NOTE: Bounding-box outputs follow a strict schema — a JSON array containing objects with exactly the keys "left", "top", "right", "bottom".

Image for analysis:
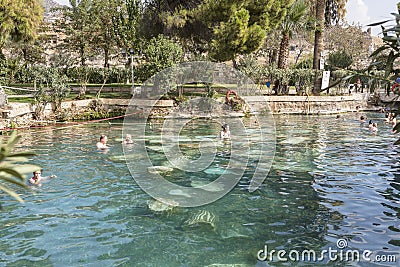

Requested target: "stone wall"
[
  {"left": 0, "top": 94, "right": 377, "bottom": 129},
  {"left": 244, "top": 94, "right": 374, "bottom": 114}
]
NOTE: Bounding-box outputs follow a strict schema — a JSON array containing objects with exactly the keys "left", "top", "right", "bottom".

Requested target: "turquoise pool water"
[{"left": 0, "top": 113, "right": 399, "bottom": 266}]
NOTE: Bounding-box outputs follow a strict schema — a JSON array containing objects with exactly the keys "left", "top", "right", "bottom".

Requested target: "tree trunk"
[
  {"left": 104, "top": 48, "right": 109, "bottom": 68},
  {"left": 278, "top": 32, "right": 290, "bottom": 69},
  {"left": 80, "top": 45, "right": 86, "bottom": 66},
  {"left": 295, "top": 47, "right": 304, "bottom": 64},
  {"left": 22, "top": 48, "right": 28, "bottom": 62},
  {"left": 269, "top": 49, "right": 278, "bottom": 65},
  {"left": 232, "top": 58, "right": 238, "bottom": 69},
  {"left": 312, "top": 0, "right": 325, "bottom": 95}
]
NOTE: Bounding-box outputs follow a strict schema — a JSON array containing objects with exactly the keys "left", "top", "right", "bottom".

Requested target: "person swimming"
[
  {"left": 369, "top": 122, "right": 378, "bottom": 134},
  {"left": 96, "top": 135, "right": 109, "bottom": 150},
  {"left": 29, "top": 170, "right": 56, "bottom": 186},
  {"left": 123, "top": 134, "right": 134, "bottom": 144},
  {"left": 29, "top": 170, "right": 42, "bottom": 185},
  {"left": 220, "top": 124, "right": 231, "bottom": 139}
]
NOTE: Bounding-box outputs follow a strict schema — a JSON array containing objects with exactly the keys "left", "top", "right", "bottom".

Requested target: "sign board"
[
  {"left": 319, "top": 58, "right": 325, "bottom": 70},
  {"left": 321, "top": 71, "right": 330, "bottom": 90}
]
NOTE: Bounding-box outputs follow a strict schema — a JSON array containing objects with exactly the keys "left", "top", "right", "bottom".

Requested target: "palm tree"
[
  {"left": 312, "top": 0, "right": 325, "bottom": 94},
  {"left": 274, "top": 0, "right": 309, "bottom": 94},
  {"left": 277, "top": 0, "right": 309, "bottom": 69}
]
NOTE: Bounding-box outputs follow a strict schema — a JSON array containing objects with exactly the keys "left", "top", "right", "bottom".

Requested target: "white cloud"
[{"left": 345, "top": 0, "right": 371, "bottom": 26}]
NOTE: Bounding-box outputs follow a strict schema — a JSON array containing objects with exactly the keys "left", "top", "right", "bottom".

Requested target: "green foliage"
[
  {"left": 73, "top": 99, "right": 111, "bottom": 120},
  {"left": 66, "top": 66, "right": 129, "bottom": 85},
  {"left": 237, "top": 53, "right": 266, "bottom": 84},
  {"left": 13, "top": 65, "right": 130, "bottom": 86},
  {"left": 238, "top": 54, "right": 320, "bottom": 94},
  {"left": 324, "top": 0, "right": 348, "bottom": 26},
  {"left": 277, "top": 0, "right": 310, "bottom": 69},
  {"left": 58, "top": 0, "right": 95, "bottom": 66},
  {"left": 368, "top": 16, "right": 400, "bottom": 81},
  {"left": 210, "top": 8, "right": 266, "bottom": 61},
  {"left": 324, "top": 25, "right": 371, "bottom": 70},
  {"left": 293, "top": 54, "right": 313, "bottom": 69},
  {"left": 0, "top": 0, "right": 44, "bottom": 50},
  {"left": 33, "top": 67, "right": 70, "bottom": 119},
  {"left": 190, "top": 0, "right": 293, "bottom": 62},
  {"left": 367, "top": 5, "right": 400, "bottom": 145},
  {"left": 136, "top": 35, "right": 183, "bottom": 81},
  {"left": 112, "top": 0, "right": 143, "bottom": 48},
  {"left": 89, "top": 0, "right": 121, "bottom": 68},
  {"left": 327, "top": 50, "right": 353, "bottom": 70},
  {"left": 0, "top": 57, "right": 25, "bottom": 85},
  {"left": 0, "top": 53, "right": 6, "bottom": 85},
  {"left": 0, "top": 131, "right": 39, "bottom": 203}
]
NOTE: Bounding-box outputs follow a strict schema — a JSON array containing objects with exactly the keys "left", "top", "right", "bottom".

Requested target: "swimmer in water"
[
  {"left": 29, "top": 170, "right": 56, "bottom": 186},
  {"left": 220, "top": 124, "right": 231, "bottom": 139},
  {"left": 96, "top": 135, "right": 109, "bottom": 150},
  {"left": 123, "top": 134, "right": 134, "bottom": 144}
]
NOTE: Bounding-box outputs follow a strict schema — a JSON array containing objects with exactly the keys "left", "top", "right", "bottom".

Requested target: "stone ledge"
[{"left": 243, "top": 94, "right": 369, "bottom": 102}]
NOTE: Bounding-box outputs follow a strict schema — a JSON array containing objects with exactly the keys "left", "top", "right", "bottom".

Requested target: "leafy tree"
[
  {"left": 33, "top": 67, "right": 70, "bottom": 119},
  {"left": 49, "top": 53, "right": 76, "bottom": 72},
  {"left": 0, "top": 53, "right": 6, "bottom": 85},
  {"left": 327, "top": 50, "right": 352, "bottom": 70},
  {"left": 157, "top": 0, "right": 208, "bottom": 53},
  {"left": 237, "top": 53, "right": 267, "bottom": 85},
  {"left": 6, "top": 36, "right": 47, "bottom": 67},
  {"left": 188, "top": 0, "right": 293, "bottom": 65},
  {"left": 0, "top": 131, "right": 39, "bottom": 204},
  {"left": 90, "top": 0, "right": 120, "bottom": 68},
  {"left": 293, "top": 54, "right": 313, "bottom": 69},
  {"left": 112, "top": 0, "right": 143, "bottom": 49},
  {"left": 324, "top": 0, "right": 348, "bottom": 26},
  {"left": 140, "top": 0, "right": 203, "bottom": 39},
  {"left": 0, "top": 0, "right": 44, "bottom": 55},
  {"left": 324, "top": 24, "right": 371, "bottom": 70},
  {"left": 68, "top": 66, "right": 93, "bottom": 99},
  {"left": 210, "top": 7, "right": 265, "bottom": 63},
  {"left": 259, "top": 29, "right": 282, "bottom": 66},
  {"left": 57, "top": 0, "right": 94, "bottom": 66},
  {"left": 136, "top": 35, "right": 183, "bottom": 81}
]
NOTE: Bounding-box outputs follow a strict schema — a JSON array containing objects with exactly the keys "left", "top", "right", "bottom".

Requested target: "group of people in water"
[
  {"left": 31, "top": 108, "right": 398, "bottom": 186},
  {"left": 96, "top": 134, "right": 134, "bottom": 150},
  {"left": 359, "top": 109, "right": 398, "bottom": 135},
  {"left": 95, "top": 123, "right": 231, "bottom": 152},
  {"left": 29, "top": 134, "right": 135, "bottom": 186}
]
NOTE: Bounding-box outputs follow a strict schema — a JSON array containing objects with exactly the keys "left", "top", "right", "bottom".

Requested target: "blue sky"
[
  {"left": 346, "top": 0, "right": 398, "bottom": 35},
  {"left": 53, "top": 0, "right": 398, "bottom": 36}
]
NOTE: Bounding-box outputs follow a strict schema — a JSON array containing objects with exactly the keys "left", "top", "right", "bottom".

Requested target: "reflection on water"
[{"left": 0, "top": 113, "right": 399, "bottom": 266}]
